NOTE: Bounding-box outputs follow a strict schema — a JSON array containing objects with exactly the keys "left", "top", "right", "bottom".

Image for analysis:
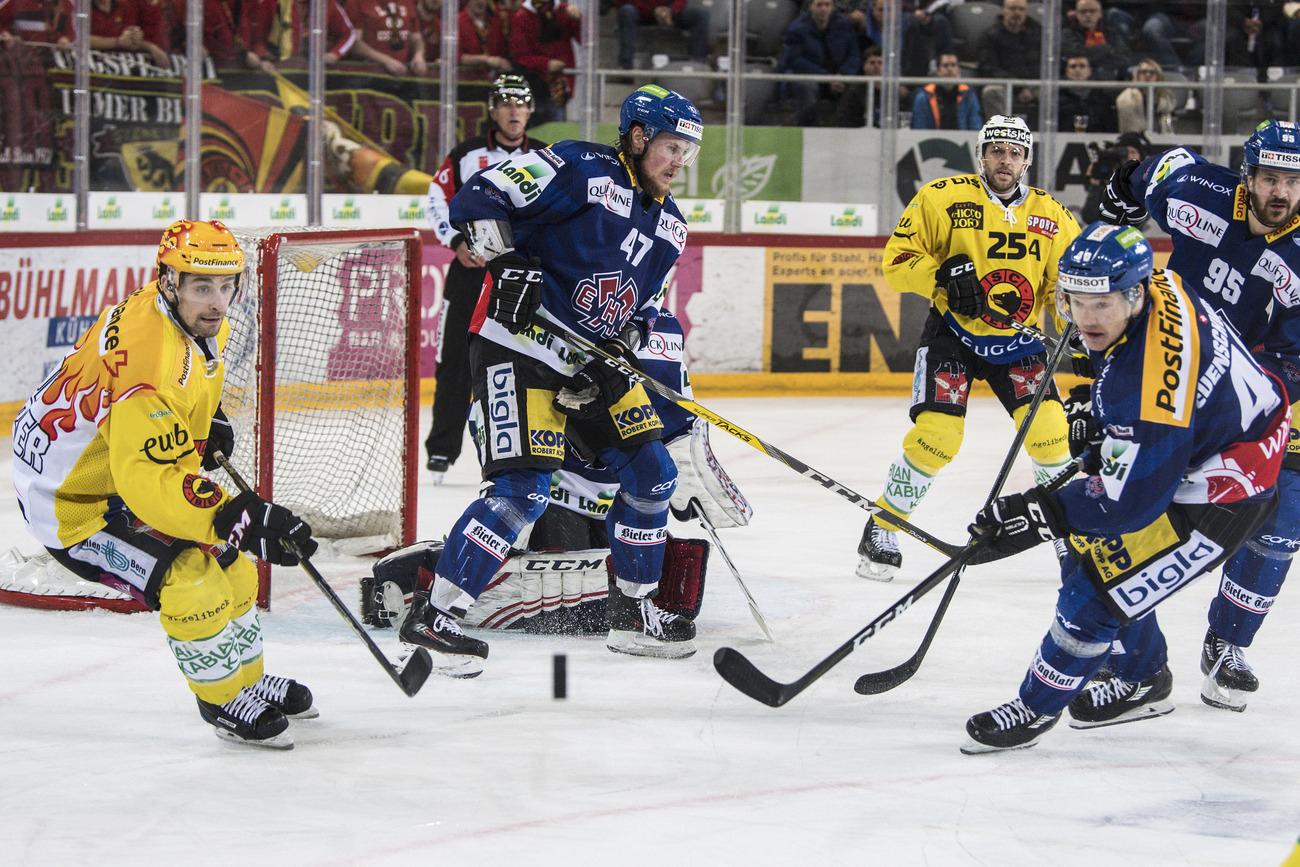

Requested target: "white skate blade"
[
  {"left": 1200, "top": 674, "right": 1249, "bottom": 712},
  {"left": 286, "top": 706, "right": 320, "bottom": 720},
  {"left": 398, "top": 644, "right": 485, "bottom": 679},
  {"left": 959, "top": 735, "right": 1044, "bottom": 755},
  {"left": 212, "top": 727, "right": 295, "bottom": 750},
  {"left": 1067, "top": 700, "right": 1175, "bottom": 729},
  {"left": 606, "top": 630, "right": 697, "bottom": 659},
  {"left": 855, "top": 555, "right": 898, "bottom": 582}
]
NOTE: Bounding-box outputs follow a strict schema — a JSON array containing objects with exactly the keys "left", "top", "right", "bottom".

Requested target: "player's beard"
[
  {"left": 635, "top": 161, "right": 672, "bottom": 199},
  {"left": 1249, "top": 188, "right": 1300, "bottom": 230}
]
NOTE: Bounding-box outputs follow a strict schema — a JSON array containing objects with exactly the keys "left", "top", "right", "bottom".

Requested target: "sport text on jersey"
[{"left": 1140, "top": 272, "right": 1198, "bottom": 428}]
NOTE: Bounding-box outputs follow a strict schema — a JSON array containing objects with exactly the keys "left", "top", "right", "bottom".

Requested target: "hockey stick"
[
  {"left": 713, "top": 543, "right": 984, "bottom": 707},
  {"left": 213, "top": 453, "right": 433, "bottom": 697},
  {"left": 852, "top": 323, "right": 1078, "bottom": 695},
  {"left": 529, "top": 316, "right": 963, "bottom": 559},
  {"left": 684, "top": 497, "right": 774, "bottom": 642}
]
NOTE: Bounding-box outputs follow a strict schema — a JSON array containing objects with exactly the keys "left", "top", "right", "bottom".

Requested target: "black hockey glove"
[
  {"left": 1062, "top": 383, "right": 1099, "bottom": 462},
  {"left": 486, "top": 253, "right": 543, "bottom": 334},
  {"left": 214, "top": 491, "right": 318, "bottom": 567},
  {"left": 554, "top": 338, "right": 640, "bottom": 419},
  {"left": 201, "top": 404, "right": 234, "bottom": 472},
  {"left": 938, "top": 254, "right": 984, "bottom": 318},
  {"left": 1098, "top": 159, "right": 1149, "bottom": 226},
  {"left": 1067, "top": 332, "right": 1095, "bottom": 378},
  {"left": 968, "top": 487, "right": 1067, "bottom": 564}
]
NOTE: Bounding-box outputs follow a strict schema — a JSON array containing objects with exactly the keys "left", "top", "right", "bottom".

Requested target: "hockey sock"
[
  {"left": 876, "top": 413, "right": 960, "bottom": 527},
  {"left": 228, "top": 605, "right": 265, "bottom": 689},
  {"left": 604, "top": 441, "right": 676, "bottom": 597},
  {"left": 1103, "top": 611, "right": 1168, "bottom": 682},
  {"left": 1014, "top": 401, "right": 1071, "bottom": 475},
  {"left": 1209, "top": 467, "right": 1300, "bottom": 646},
  {"left": 159, "top": 548, "right": 247, "bottom": 704},
  {"left": 434, "top": 470, "right": 550, "bottom": 603}
]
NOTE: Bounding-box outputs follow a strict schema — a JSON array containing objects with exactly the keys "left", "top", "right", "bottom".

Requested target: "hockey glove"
[
  {"left": 1066, "top": 331, "right": 1095, "bottom": 378},
  {"left": 1062, "top": 383, "right": 1102, "bottom": 472},
  {"left": 201, "top": 404, "right": 235, "bottom": 472},
  {"left": 968, "top": 487, "right": 1067, "bottom": 564},
  {"left": 554, "top": 338, "right": 640, "bottom": 419},
  {"left": 938, "top": 254, "right": 984, "bottom": 318},
  {"left": 486, "top": 253, "right": 543, "bottom": 334},
  {"left": 214, "top": 491, "right": 318, "bottom": 567},
  {"left": 1098, "top": 160, "right": 1149, "bottom": 226}
]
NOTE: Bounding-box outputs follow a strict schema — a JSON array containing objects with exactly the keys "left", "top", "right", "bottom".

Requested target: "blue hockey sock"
[{"left": 603, "top": 441, "right": 677, "bottom": 597}]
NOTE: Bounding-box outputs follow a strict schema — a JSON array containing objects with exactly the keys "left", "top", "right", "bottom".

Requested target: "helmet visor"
[{"left": 654, "top": 132, "right": 701, "bottom": 167}]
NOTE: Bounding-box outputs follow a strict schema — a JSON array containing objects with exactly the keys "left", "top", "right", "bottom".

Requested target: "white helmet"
[{"left": 977, "top": 115, "right": 1033, "bottom": 187}]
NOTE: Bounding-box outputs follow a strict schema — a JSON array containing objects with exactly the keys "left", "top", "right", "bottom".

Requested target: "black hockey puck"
[{"left": 552, "top": 653, "right": 567, "bottom": 699}]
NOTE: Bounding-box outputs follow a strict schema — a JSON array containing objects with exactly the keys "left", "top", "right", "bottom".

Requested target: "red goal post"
[{"left": 225, "top": 227, "right": 423, "bottom": 608}]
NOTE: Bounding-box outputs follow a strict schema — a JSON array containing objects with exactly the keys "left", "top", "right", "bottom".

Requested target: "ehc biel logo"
[{"left": 572, "top": 272, "right": 638, "bottom": 338}]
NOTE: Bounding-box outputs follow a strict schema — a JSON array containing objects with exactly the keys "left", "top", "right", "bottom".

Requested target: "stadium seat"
[
  {"left": 948, "top": 2, "right": 999, "bottom": 57},
  {"left": 746, "top": 0, "right": 796, "bottom": 61},
  {"left": 1222, "top": 69, "right": 1266, "bottom": 135}
]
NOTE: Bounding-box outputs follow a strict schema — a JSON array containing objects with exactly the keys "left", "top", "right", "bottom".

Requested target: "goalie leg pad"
[
  {"left": 362, "top": 541, "right": 444, "bottom": 628},
  {"left": 652, "top": 537, "right": 709, "bottom": 619},
  {"left": 667, "top": 418, "right": 753, "bottom": 529}
]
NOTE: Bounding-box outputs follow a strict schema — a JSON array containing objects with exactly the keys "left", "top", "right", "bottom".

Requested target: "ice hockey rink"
[{"left": 2, "top": 395, "right": 1298, "bottom": 866}]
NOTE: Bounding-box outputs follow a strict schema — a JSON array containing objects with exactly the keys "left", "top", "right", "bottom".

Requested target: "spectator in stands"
[
  {"left": 780, "top": 0, "right": 860, "bottom": 127},
  {"left": 1061, "top": 0, "right": 1132, "bottom": 81},
  {"left": 242, "top": 0, "right": 356, "bottom": 72},
  {"left": 910, "top": 51, "right": 980, "bottom": 129},
  {"left": 0, "top": 0, "right": 73, "bottom": 46},
  {"left": 90, "top": 0, "right": 170, "bottom": 67},
  {"left": 837, "top": 43, "right": 886, "bottom": 127},
  {"left": 1115, "top": 57, "right": 1176, "bottom": 134},
  {"left": 158, "top": 0, "right": 250, "bottom": 68},
  {"left": 413, "top": 0, "right": 441, "bottom": 63},
  {"left": 977, "top": 0, "right": 1040, "bottom": 121},
  {"left": 1224, "top": 2, "right": 1286, "bottom": 76},
  {"left": 1058, "top": 51, "right": 1118, "bottom": 132},
  {"left": 347, "top": 0, "right": 427, "bottom": 75},
  {"left": 458, "top": 0, "right": 510, "bottom": 77},
  {"left": 614, "top": 0, "right": 710, "bottom": 70},
  {"left": 864, "top": 0, "right": 953, "bottom": 78},
  {"left": 509, "top": 0, "right": 581, "bottom": 123},
  {"left": 1130, "top": 1, "right": 1203, "bottom": 71}
]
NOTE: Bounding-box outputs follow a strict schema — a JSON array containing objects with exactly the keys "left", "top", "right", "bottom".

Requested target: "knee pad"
[
  {"left": 483, "top": 469, "right": 553, "bottom": 529},
  {"left": 612, "top": 441, "right": 678, "bottom": 512},
  {"left": 158, "top": 547, "right": 237, "bottom": 643},
  {"left": 902, "top": 411, "right": 964, "bottom": 475},
  {"left": 1015, "top": 400, "right": 1070, "bottom": 467}
]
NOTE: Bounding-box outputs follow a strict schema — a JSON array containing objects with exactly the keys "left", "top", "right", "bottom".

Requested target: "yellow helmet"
[{"left": 156, "top": 219, "right": 244, "bottom": 276}]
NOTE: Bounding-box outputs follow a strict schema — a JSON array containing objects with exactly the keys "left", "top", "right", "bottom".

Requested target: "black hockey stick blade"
[
  {"left": 852, "top": 573, "right": 961, "bottom": 694},
  {"left": 396, "top": 647, "right": 434, "bottom": 696}
]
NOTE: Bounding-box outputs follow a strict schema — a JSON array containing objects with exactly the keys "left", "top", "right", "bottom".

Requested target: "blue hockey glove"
[
  {"left": 968, "top": 488, "right": 1067, "bottom": 564},
  {"left": 1098, "top": 160, "right": 1149, "bottom": 226},
  {"left": 486, "top": 253, "right": 543, "bottom": 334}
]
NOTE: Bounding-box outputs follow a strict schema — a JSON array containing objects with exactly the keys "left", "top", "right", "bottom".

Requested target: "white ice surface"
[{"left": 2, "top": 396, "right": 1298, "bottom": 866}]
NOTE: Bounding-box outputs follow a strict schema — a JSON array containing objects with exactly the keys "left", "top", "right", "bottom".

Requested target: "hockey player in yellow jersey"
[
  {"left": 858, "top": 116, "right": 1080, "bottom": 581},
  {"left": 11, "top": 220, "right": 320, "bottom": 750}
]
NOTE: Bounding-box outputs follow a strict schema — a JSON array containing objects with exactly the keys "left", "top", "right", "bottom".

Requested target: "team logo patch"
[
  {"left": 1146, "top": 147, "right": 1197, "bottom": 196},
  {"left": 946, "top": 201, "right": 983, "bottom": 230},
  {"left": 890, "top": 251, "right": 918, "bottom": 266},
  {"left": 1140, "top": 273, "right": 1198, "bottom": 427},
  {"left": 464, "top": 519, "right": 511, "bottom": 561},
  {"left": 182, "top": 473, "right": 222, "bottom": 508},
  {"left": 978, "top": 269, "right": 1034, "bottom": 327},
  {"left": 933, "top": 361, "right": 970, "bottom": 406},
  {"left": 572, "top": 272, "right": 639, "bottom": 339},
  {"left": 1007, "top": 357, "right": 1046, "bottom": 400}
]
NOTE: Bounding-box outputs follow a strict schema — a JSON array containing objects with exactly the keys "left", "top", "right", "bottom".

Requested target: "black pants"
[{"left": 425, "top": 259, "right": 486, "bottom": 464}]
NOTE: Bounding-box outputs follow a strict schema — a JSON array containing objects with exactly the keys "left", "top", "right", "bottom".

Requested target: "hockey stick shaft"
[
  {"left": 213, "top": 453, "right": 433, "bottom": 697},
  {"left": 853, "top": 326, "right": 1079, "bottom": 694},
  {"left": 689, "top": 498, "right": 774, "bottom": 642},
  {"left": 713, "top": 543, "right": 983, "bottom": 707},
  {"left": 531, "top": 316, "right": 963, "bottom": 559}
]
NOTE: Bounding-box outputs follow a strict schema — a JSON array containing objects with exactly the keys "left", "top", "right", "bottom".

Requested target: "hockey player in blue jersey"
[
  {"left": 962, "top": 224, "right": 1289, "bottom": 753},
  {"left": 1099, "top": 119, "right": 1300, "bottom": 711},
  {"left": 397, "top": 84, "right": 704, "bottom": 662}
]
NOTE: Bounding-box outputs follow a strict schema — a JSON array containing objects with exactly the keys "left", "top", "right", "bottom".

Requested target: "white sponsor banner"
[
  {"left": 87, "top": 192, "right": 190, "bottom": 230},
  {"left": 742, "top": 200, "right": 878, "bottom": 235},
  {"left": 676, "top": 198, "right": 726, "bottom": 229},
  {"left": 0, "top": 194, "right": 77, "bottom": 233},
  {"left": 321, "top": 194, "right": 429, "bottom": 228},
  {"left": 199, "top": 194, "right": 309, "bottom": 228}
]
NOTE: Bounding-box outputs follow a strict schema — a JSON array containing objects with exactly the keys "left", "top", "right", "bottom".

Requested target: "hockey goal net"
[{"left": 225, "top": 228, "right": 422, "bottom": 607}]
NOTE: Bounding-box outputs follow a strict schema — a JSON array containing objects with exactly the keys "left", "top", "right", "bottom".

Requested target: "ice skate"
[
  {"left": 606, "top": 589, "right": 696, "bottom": 659},
  {"left": 399, "top": 593, "right": 487, "bottom": 678},
  {"left": 962, "top": 697, "right": 1060, "bottom": 754},
  {"left": 426, "top": 455, "right": 450, "bottom": 484},
  {"left": 856, "top": 517, "right": 901, "bottom": 582},
  {"left": 251, "top": 674, "right": 318, "bottom": 720},
  {"left": 1067, "top": 664, "right": 1174, "bottom": 728},
  {"left": 1200, "top": 629, "right": 1258, "bottom": 712},
  {"left": 196, "top": 689, "right": 293, "bottom": 750}
]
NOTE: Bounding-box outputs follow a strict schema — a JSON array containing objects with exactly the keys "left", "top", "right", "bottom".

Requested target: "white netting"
[{"left": 224, "top": 228, "right": 415, "bottom": 545}]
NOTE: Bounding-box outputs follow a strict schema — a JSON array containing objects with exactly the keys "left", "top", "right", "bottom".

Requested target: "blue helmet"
[
  {"left": 619, "top": 84, "right": 703, "bottom": 166},
  {"left": 1056, "top": 222, "right": 1153, "bottom": 320},
  {"left": 1242, "top": 120, "right": 1300, "bottom": 179}
]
